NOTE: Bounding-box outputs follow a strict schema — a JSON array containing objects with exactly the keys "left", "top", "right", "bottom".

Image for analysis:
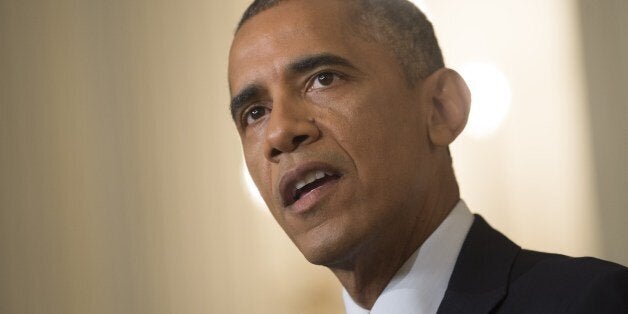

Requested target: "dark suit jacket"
[{"left": 437, "top": 215, "right": 628, "bottom": 313}]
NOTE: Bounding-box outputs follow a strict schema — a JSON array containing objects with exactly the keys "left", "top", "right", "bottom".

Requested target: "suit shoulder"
[
  {"left": 565, "top": 259, "right": 628, "bottom": 313},
  {"left": 517, "top": 250, "right": 626, "bottom": 276},
  {"left": 500, "top": 251, "right": 628, "bottom": 313}
]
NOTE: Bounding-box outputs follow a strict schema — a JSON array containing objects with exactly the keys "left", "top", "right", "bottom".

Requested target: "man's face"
[{"left": 229, "top": 0, "right": 437, "bottom": 265}]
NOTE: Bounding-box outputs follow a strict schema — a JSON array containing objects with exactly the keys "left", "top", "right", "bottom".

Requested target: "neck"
[{"left": 330, "top": 166, "right": 460, "bottom": 309}]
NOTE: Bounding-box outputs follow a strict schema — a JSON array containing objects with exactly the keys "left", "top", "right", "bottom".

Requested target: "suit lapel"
[{"left": 437, "top": 215, "right": 521, "bottom": 314}]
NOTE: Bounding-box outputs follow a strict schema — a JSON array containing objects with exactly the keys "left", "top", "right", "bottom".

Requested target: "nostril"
[
  {"left": 293, "top": 135, "right": 309, "bottom": 145},
  {"left": 268, "top": 135, "right": 311, "bottom": 159},
  {"left": 270, "top": 148, "right": 281, "bottom": 158}
]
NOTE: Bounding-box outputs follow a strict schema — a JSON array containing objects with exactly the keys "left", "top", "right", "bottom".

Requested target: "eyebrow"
[
  {"left": 230, "top": 84, "right": 262, "bottom": 121},
  {"left": 229, "top": 53, "right": 357, "bottom": 120}
]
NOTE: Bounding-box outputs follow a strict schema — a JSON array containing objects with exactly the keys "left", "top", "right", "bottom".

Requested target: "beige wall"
[
  {"left": 0, "top": 0, "right": 625, "bottom": 313},
  {"left": 1, "top": 0, "right": 342, "bottom": 313},
  {"left": 577, "top": 0, "right": 628, "bottom": 268}
]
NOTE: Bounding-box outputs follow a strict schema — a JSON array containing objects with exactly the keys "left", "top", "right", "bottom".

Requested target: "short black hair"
[{"left": 236, "top": 0, "right": 444, "bottom": 85}]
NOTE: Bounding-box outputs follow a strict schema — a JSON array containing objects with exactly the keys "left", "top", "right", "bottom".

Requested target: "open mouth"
[
  {"left": 293, "top": 170, "right": 340, "bottom": 203},
  {"left": 281, "top": 167, "right": 341, "bottom": 207}
]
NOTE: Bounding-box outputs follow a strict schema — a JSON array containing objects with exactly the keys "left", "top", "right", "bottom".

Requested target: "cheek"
[
  {"left": 337, "top": 89, "right": 421, "bottom": 149},
  {"left": 334, "top": 91, "right": 427, "bottom": 192},
  {"left": 243, "top": 136, "right": 274, "bottom": 204}
]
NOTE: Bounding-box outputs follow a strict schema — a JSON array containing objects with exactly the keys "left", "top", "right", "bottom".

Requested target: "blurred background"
[{"left": 1, "top": 0, "right": 625, "bottom": 313}]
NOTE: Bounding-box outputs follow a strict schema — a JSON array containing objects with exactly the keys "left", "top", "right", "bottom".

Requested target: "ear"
[{"left": 425, "top": 68, "right": 471, "bottom": 147}]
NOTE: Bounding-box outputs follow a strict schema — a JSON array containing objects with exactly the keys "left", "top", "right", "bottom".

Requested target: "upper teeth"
[{"left": 295, "top": 170, "right": 328, "bottom": 190}]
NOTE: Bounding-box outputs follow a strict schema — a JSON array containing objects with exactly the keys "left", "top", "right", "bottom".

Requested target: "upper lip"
[{"left": 278, "top": 162, "right": 342, "bottom": 207}]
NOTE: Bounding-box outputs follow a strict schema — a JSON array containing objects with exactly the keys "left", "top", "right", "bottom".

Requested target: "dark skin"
[{"left": 229, "top": 0, "right": 470, "bottom": 309}]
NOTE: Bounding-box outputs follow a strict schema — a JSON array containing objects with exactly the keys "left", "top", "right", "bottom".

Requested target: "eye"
[
  {"left": 243, "top": 106, "right": 270, "bottom": 126},
  {"left": 309, "top": 72, "right": 340, "bottom": 91}
]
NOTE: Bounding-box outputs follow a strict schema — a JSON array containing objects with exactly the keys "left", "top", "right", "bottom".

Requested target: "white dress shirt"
[{"left": 342, "top": 200, "right": 474, "bottom": 314}]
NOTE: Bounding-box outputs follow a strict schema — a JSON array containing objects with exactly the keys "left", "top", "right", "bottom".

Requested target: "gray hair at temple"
[{"left": 236, "top": 0, "right": 445, "bottom": 86}]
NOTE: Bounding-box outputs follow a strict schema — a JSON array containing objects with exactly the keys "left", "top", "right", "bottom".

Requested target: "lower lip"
[{"left": 288, "top": 177, "right": 340, "bottom": 214}]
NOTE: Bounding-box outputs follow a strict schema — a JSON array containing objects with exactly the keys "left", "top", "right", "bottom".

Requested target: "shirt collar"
[{"left": 342, "top": 200, "right": 474, "bottom": 314}]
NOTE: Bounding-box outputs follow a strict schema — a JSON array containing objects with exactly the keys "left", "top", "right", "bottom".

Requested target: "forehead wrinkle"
[
  {"left": 230, "top": 29, "right": 293, "bottom": 86},
  {"left": 288, "top": 53, "right": 359, "bottom": 75},
  {"left": 233, "top": 0, "right": 361, "bottom": 56}
]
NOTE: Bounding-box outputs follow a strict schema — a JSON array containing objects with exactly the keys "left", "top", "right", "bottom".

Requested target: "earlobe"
[{"left": 426, "top": 68, "right": 471, "bottom": 147}]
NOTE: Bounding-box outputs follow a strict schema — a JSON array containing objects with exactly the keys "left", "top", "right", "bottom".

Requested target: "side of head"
[{"left": 229, "top": 0, "right": 470, "bottom": 266}]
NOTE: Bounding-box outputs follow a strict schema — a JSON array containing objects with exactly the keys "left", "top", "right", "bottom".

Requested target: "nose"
[{"left": 264, "top": 97, "right": 320, "bottom": 162}]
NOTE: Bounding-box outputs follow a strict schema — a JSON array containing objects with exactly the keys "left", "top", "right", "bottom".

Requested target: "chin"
[{"left": 295, "top": 230, "right": 360, "bottom": 267}]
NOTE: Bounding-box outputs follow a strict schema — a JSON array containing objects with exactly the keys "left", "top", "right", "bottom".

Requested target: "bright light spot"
[
  {"left": 458, "top": 62, "right": 512, "bottom": 138},
  {"left": 410, "top": 0, "right": 432, "bottom": 18},
  {"left": 241, "top": 160, "right": 268, "bottom": 212}
]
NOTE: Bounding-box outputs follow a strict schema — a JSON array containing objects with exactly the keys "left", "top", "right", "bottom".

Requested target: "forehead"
[{"left": 228, "top": 0, "right": 366, "bottom": 91}]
